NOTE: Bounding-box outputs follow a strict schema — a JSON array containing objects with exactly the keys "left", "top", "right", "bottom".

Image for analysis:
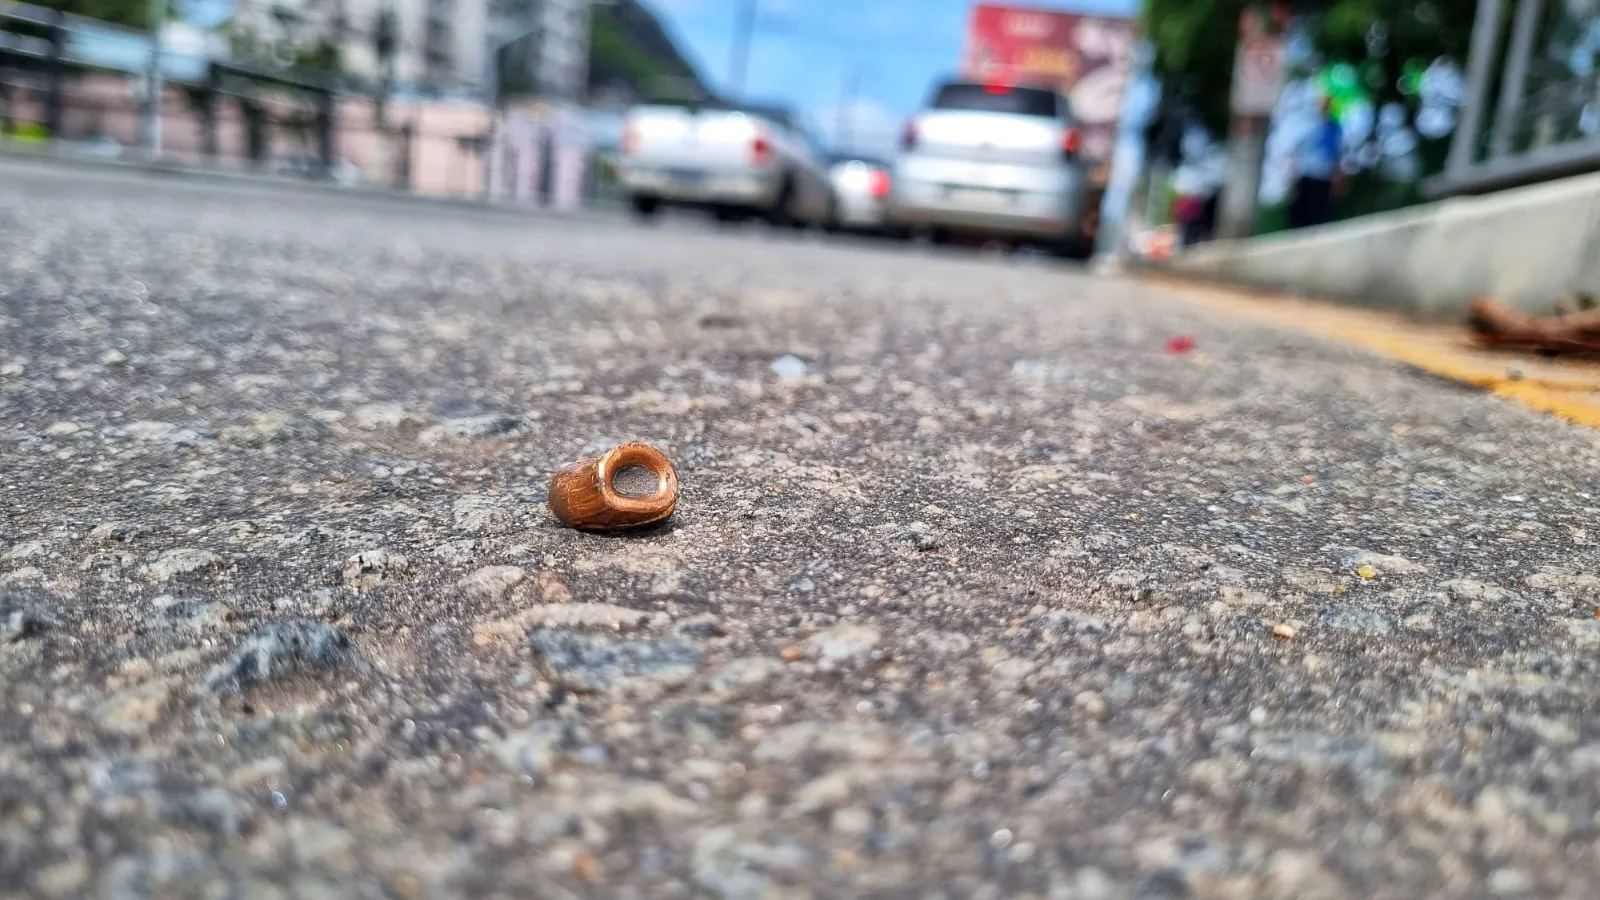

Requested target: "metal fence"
[
  {"left": 0, "top": 71, "right": 505, "bottom": 196},
  {"left": 1427, "top": 0, "right": 1600, "bottom": 197},
  {"left": 0, "top": 4, "right": 617, "bottom": 204}
]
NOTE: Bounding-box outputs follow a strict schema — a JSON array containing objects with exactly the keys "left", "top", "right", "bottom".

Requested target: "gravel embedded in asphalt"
[{"left": 3, "top": 157, "right": 1600, "bottom": 898}]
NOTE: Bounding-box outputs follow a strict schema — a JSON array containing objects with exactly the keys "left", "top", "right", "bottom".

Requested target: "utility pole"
[
  {"left": 837, "top": 68, "right": 860, "bottom": 153},
  {"left": 374, "top": 2, "right": 396, "bottom": 130},
  {"left": 141, "top": 0, "right": 165, "bottom": 156},
  {"left": 1216, "top": 116, "right": 1267, "bottom": 240},
  {"left": 483, "top": 36, "right": 504, "bottom": 201},
  {"left": 1216, "top": 5, "right": 1287, "bottom": 241},
  {"left": 728, "top": 0, "right": 756, "bottom": 99},
  {"left": 482, "top": 19, "right": 546, "bottom": 201},
  {"left": 372, "top": 3, "right": 398, "bottom": 187}
]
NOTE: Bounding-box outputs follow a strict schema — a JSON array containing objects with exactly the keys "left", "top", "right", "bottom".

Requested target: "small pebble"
[
  {"left": 572, "top": 851, "right": 600, "bottom": 882},
  {"left": 1074, "top": 690, "right": 1109, "bottom": 720},
  {"left": 771, "top": 354, "right": 808, "bottom": 380},
  {"left": 198, "top": 620, "right": 358, "bottom": 694}
]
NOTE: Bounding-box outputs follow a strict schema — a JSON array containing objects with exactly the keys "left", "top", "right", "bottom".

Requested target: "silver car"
[
  {"left": 824, "top": 154, "right": 905, "bottom": 237},
  {"left": 891, "top": 79, "right": 1093, "bottom": 257},
  {"left": 618, "top": 101, "right": 834, "bottom": 228}
]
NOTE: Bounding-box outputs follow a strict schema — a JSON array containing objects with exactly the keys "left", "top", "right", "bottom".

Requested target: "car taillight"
[
  {"left": 621, "top": 121, "right": 639, "bottom": 155},
  {"left": 752, "top": 132, "right": 773, "bottom": 165},
  {"left": 900, "top": 120, "right": 917, "bottom": 151},
  {"left": 1061, "top": 126, "right": 1081, "bottom": 159},
  {"left": 983, "top": 80, "right": 1011, "bottom": 94},
  {"left": 868, "top": 169, "right": 890, "bottom": 198}
]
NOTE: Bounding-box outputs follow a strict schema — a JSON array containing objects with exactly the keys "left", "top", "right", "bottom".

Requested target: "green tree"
[
  {"left": 293, "top": 37, "right": 341, "bottom": 73},
  {"left": 34, "top": 0, "right": 163, "bottom": 29},
  {"left": 1143, "top": 0, "right": 1479, "bottom": 136}
]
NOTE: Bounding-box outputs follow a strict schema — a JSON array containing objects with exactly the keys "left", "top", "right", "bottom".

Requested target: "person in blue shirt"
[{"left": 1289, "top": 96, "right": 1344, "bottom": 229}]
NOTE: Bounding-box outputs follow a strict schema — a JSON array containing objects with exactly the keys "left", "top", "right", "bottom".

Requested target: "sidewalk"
[{"left": 0, "top": 139, "right": 625, "bottom": 221}]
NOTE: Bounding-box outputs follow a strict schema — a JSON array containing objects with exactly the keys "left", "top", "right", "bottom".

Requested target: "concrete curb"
[
  {"left": 0, "top": 141, "right": 626, "bottom": 221},
  {"left": 1158, "top": 170, "right": 1600, "bottom": 320},
  {"left": 1153, "top": 276, "right": 1600, "bottom": 430}
]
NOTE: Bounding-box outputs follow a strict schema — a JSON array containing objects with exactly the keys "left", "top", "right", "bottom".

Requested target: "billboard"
[{"left": 962, "top": 3, "right": 1136, "bottom": 163}]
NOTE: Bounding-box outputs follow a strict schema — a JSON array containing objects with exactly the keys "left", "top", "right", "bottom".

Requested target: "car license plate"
[
  {"left": 667, "top": 168, "right": 706, "bottom": 186},
  {"left": 968, "top": 167, "right": 1005, "bottom": 187},
  {"left": 945, "top": 186, "right": 1012, "bottom": 207}
]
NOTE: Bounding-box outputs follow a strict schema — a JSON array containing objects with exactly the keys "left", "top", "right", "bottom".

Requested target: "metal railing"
[{"left": 1425, "top": 0, "right": 1600, "bottom": 197}]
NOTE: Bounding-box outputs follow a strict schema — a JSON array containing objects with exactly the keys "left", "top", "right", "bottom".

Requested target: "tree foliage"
[
  {"left": 293, "top": 37, "right": 341, "bottom": 74},
  {"left": 1143, "top": 0, "right": 1480, "bottom": 136},
  {"left": 34, "top": 0, "right": 155, "bottom": 29}
]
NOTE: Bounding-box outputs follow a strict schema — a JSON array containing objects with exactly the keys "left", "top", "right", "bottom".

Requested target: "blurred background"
[{"left": 1, "top": 0, "right": 1595, "bottom": 256}]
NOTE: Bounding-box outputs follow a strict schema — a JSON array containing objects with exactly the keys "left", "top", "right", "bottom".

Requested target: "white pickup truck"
[{"left": 617, "top": 101, "right": 835, "bottom": 228}]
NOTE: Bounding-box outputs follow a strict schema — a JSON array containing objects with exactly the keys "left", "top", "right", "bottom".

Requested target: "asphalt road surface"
[{"left": 3, "top": 158, "right": 1600, "bottom": 900}]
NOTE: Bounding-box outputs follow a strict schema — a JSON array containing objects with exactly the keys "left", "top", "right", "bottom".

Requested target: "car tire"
[
  {"left": 629, "top": 195, "right": 661, "bottom": 222},
  {"left": 821, "top": 198, "right": 843, "bottom": 235},
  {"left": 765, "top": 176, "right": 799, "bottom": 229},
  {"left": 1054, "top": 232, "right": 1094, "bottom": 262}
]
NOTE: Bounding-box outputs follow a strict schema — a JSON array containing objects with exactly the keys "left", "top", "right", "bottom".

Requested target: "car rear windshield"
[
  {"left": 641, "top": 91, "right": 728, "bottom": 108},
  {"left": 737, "top": 105, "right": 796, "bottom": 130},
  {"left": 930, "top": 83, "right": 1058, "bottom": 118}
]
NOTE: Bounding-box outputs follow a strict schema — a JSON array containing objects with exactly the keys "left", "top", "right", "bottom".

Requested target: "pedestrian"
[
  {"left": 1195, "top": 188, "right": 1220, "bottom": 243},
  {"left": 1173, "top": 146, "right": 1224, "bottom": 247},
  {"left": 1174, "top": 186, "right": 1221, "bottom": 247},
  {"left": 1288, "top": 96, "right": 1343, "bottom": 229},
  {"left": 1173, "top": 190, "right": 1204, "bottom": 246}
]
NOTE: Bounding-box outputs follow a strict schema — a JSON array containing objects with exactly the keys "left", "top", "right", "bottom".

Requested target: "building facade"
[
  {"left": 224, "top": 0, "right": 598, "bottom": 103},
  {"left": 528, "top": 0, "right": 590, "bottom": 103},
  {"left": 486, "top": 0, "right": 593, "bottom": 104},
  {"left": 228, "top": 0, "right": 491, "bottom": 95}
]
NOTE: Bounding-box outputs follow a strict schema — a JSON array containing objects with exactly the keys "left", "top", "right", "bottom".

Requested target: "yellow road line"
[{"left": 1149, "top": 277, "right": 1600, "bottom": 430}]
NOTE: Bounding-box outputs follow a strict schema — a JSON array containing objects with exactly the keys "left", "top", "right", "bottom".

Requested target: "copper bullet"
[{"left": 547, "top": 442, "right": 679, "bottom": 531}]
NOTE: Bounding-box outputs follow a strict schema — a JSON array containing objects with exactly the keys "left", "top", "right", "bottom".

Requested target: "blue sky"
[{"left": 645, "top": 0, "right": 1140, "bottom": 154}]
